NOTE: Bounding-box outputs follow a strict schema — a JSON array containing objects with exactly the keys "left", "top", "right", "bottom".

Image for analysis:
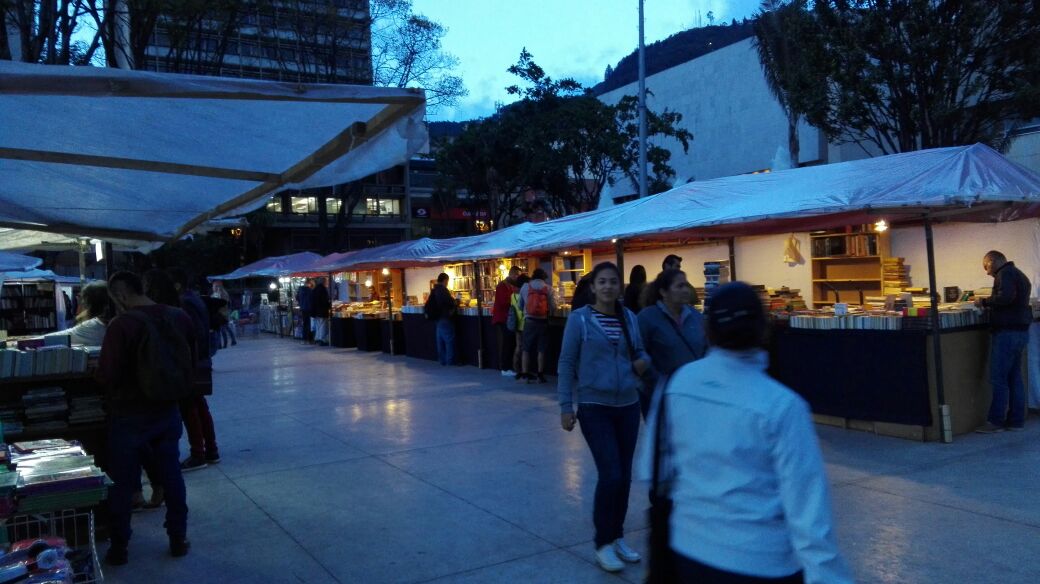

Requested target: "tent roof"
[
  {"left": 0, "top": 251, "right": 42, "bottom": 272},
  {"left": 0, "top": 61, "right": 426, "bottom": 243},
  {"left": 0, "top": 268, "right": 82, "bottom": 284},
  {"left": 441, "top": 144, "right": 1040, "bottom": 258},
  {"left": 209, "top": 252, "right": 324, "bottom": 281}
]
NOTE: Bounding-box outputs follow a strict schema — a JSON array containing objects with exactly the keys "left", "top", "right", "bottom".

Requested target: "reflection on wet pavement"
[{"left": 105, "top": 337, "right": 1040, "bottom": 584}]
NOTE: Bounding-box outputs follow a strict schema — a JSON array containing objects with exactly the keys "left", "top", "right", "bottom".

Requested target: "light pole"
[{"left": 638, "top": 0, "right": 648, "bottom": 200}]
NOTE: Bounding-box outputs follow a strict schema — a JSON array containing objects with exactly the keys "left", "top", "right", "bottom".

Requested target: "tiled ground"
[{"left": 105, "top": 336, "right": 1040, "bottom": 583}]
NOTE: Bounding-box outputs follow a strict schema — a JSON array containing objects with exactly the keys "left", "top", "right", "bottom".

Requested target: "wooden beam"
[
  {"left": 0, "top": 71, "right": 426, "bottom": 106},
  {"left": 0, "top": 147, "right": 279, "bottom": 182}
]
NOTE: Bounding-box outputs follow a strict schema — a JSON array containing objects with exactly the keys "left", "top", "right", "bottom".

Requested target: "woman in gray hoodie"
[{"left": 558, "top": 262, "right": 650, "bottom": 573}]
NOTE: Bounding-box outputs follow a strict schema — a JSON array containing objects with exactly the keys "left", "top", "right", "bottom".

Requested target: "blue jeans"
[
  {"left": 108, "top": 407, "right": 189, "bottom": 545},
  {"left": 220, "top": 323, "right": 237, "bottom": 347},
  {"left": 577, "top": 402, "right": 641, "bottom": 547},
  {"left": 436, "top": 318, "right": 455, "bottom": 365},
  {"left": 989, "top": 330, "right": 1029, "bottom": 427}
]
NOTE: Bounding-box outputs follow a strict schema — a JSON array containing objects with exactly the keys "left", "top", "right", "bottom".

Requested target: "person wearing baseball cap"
[{"left": 642, "top": 282, "right": 852, "bottom": 583}]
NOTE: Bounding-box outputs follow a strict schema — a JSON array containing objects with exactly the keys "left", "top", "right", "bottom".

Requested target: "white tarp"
[
  {"left": 0, "top": 61, "right": 427, "bottom": 242},
  {"left": 209, "top": 252, "right": 324, "bottom": 281},
  {"left": 427, "top": 144, "right": 1040, "bottom": 259}
]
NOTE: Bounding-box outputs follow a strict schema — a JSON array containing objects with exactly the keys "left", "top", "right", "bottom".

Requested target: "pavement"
[{"left": 104, "top": 336, "right": 1040, "bottom": 583}]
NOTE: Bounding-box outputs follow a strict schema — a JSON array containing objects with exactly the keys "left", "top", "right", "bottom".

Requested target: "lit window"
[
  {"left": 362, "top": 198, "right": 400, "bottom": 216},
  {"left": 266, "top": 198, "right": 282, "bottom": 212},
  {"left": 291, "top": 197, "right": 317, "bottom": 214},
  {"left": 326, "top": 198, "right": 341, "bottom": 214}
]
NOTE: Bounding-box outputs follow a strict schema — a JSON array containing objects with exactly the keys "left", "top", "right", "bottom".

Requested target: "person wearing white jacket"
[{"left": 642, "top": 282, "right": 853, "bottom": 583}]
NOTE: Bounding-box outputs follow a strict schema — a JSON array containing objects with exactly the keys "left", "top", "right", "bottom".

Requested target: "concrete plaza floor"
[{"left": 106, "top": 336, "right": 1040, "bottom": 583}]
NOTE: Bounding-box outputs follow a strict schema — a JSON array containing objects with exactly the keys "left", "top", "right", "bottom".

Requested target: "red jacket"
[{"left": 492, "top": 279, "right": 517, "bottom": 325}]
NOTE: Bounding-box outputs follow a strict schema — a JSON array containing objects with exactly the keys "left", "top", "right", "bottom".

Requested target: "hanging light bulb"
[
  {"left": 874, "top": 219, "right": 889, "bottom": 233},
  {"left": 365, "top": 279, "right": 373, "bottom": 288},
  {"left": 382, "top": 267, "right": 390, "bottom": 276},
  {"left": 268, "top": 282, "right": 277, "bottom": 290}
]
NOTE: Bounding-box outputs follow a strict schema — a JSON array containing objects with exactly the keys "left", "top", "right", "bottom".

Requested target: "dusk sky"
[{"left": 412, "top": 0, "right": 764, "bottom": 121}]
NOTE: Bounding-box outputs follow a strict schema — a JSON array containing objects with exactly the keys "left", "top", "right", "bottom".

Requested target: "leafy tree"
[
  {"left": 759, "top": 0, "right": 1040, "bottom": 154},
  {"left": 437, "top": 50, "right": 692, "bottom": 226},
  {"left": 753, "top": 0, "right": 826, "bottom": 164}
]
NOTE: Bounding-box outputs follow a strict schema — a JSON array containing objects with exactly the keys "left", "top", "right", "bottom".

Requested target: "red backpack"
[{"left": 527, "top": 285, "right": 549, "bottom": 318}]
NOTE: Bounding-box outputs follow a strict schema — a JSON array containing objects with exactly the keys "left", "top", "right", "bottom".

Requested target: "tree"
[
  {"left": 1, "top": 0, "right": 93, "bottom": 64},
  {"left": 753, "top": 0, "right": 826, "bottom": 164},
  {"left": 436, "top": 50, "right": 693, "bottom": 226},
  {"left": 370, "top": 0, "right": 466, "bottom": 113},
  {"left": 759, "top": 0, "right": 1040, "bottom": 154}
]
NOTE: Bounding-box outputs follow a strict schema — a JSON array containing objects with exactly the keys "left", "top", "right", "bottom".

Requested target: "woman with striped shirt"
[{"left": 558, "top": 262, "right": 650, "bottom": 573}]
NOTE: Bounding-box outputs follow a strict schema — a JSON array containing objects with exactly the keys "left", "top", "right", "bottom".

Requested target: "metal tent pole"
[
  {"left": 615, "top": 239, "right": 625, "bottom": 287},
  {"left": 637, "top": 0, "right": 648, "bottom": 200},
  {"left": 473, "top": 261, "right": 484, "bottom": 369},
  {"left": 925, "top": 218, "right": 953, "bottom": 443}
]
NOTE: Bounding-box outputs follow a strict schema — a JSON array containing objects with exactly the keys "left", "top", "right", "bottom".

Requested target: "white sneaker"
[
  {"left": 595, "top": 544, "right": 625, "bottom": 572},
  {"left": 613, "top": 538, "right": 641, "bottom": 563},
  {"left": 501, "top": 370, "right": 515, "bottom": 377}
]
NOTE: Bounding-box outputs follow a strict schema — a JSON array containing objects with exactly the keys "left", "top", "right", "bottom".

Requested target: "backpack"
[
  {"left": 122, "top": 308, "right": 195, "bottom": 402},
  {"left": 423, "top": 292, "right": 440, "bottom": 321},
  {"left": 507, "top": 293, "right": 525, "bottom": 332},
  {"left": 526, "top": 284, "right": 549, "bottom": 319}
]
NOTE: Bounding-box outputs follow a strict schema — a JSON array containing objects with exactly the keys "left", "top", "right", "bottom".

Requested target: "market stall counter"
[
  {"left": 381, "top": 319, "right": 406, "bottom": 355},
  {"left": 402, "top": 312, "right": 437, "bottom": 362},
  {"left": 329, "top": 317, "right": 356, "bottom": 348},
  {"left": 770, "top": 323, "right": 993, "bottom": 441}
]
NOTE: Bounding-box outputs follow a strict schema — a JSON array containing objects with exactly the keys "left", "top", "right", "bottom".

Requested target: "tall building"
[
  {"left": 138, "top": 0, "right": 422, "bottom": 257},
  {"left": 140, "top": 0, "right": 372, "bottom": 85}
]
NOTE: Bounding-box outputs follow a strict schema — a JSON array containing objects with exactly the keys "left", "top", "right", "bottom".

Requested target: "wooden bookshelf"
[
  {"left": 810, "top": 227, "right": 891, "bottom": 307},
  {"left": 0, "top": 282, "right": 58, "bottom": 336},
  {"left": 552, "top": 249, "right": 592, "bottom": 302}
]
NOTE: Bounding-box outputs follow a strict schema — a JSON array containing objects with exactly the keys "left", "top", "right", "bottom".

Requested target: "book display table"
[
  {"left": 352, "top": 318, "right": 383, "bottom": 352},
  {"left": 329, "top": 317, "right": 356, "bottom": 348},
  {"left": 770, "top": 325, "right": 993, "bottom": 441},
  {"left": 402, "top": 314, "right": 437, "bottom": 362}
]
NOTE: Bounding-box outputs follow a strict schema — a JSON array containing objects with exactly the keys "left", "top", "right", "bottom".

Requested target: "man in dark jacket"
[
  {"left": 976, "top": 250, "right": 1033, "bottom": 433},
  {"left": 492, "top": 266, "right": 521, "bottom": 375},
  {"left": 310, "top": 278, "right": 332, "bottom": 346},
  {"left": 297, "top": 279, "right": 314, "bottom": 344},
  {"left": 425, "top": 273, "right": 458, "bottom": 365}
]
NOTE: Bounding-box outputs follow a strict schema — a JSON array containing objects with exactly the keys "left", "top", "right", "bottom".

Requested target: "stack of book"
[
  {"left": 9, "top": 440, "right": 108, "bottom": 511},
  {"left": 703, "top": 261, "right": 731, "bottom": 292},
  {"left": 0, "top": 347, "right": 92, "bottom": 379},
  {"left": 789, "top": 311, "right": 904, "bottom": 330},
  {"left": 68, "top": 396, "right": 105, "bottom": 426},
  {"left": 765, "top": 287, "right": 807, "bottom": 311},
  {"left": 883, "top": 257, "right": 911, "bottom": 294},
  {"left": 21, "top": 387, "right": 68, "bottom": 434}
]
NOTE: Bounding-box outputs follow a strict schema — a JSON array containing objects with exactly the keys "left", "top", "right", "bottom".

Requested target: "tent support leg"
[
  {"left": 615, "top": 240, "right": 625, "bottom": 287},
  {"left": 728, "top": 237, "right": 737, "bottom": 281},
  {"left": 925, "top": 218, "right": 952, "bottom": 443},
  {"left": 473, "top": 261, "right": 483, "bottom": 369}
]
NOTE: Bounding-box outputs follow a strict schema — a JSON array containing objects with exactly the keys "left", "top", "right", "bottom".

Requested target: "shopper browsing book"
[
  {"left": 424, "top": 273, "right": 458, "bottom": 366},
  {"left": 557, "top": 262, "right": 649, "bottom": 573},
  {"left": 492, "top": 266, "right": 522, "bottom": 377},
  {"left": 518, "top": 268, "right": 556, "bottom": 383},
  {"left": 310, "top": 278, "right": 332, "bottom": 346},
  {"left": 97, "top": 271, "right": 194, "bottom": 566},
  {"left": 975, "top": 250, "right": 1032, "bottom": 433},
  {"left": 42, "top": 281, "right": 113, "bottom": 346}
]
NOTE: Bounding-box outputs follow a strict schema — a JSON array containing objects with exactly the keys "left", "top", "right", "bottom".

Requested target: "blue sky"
[{"left": 413, "top": 0, "right": 763, "bottom": 121}]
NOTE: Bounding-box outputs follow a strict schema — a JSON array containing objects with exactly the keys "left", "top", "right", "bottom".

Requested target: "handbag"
[{"left": 646, "top": 378, "right": 678, "bottom": 583}]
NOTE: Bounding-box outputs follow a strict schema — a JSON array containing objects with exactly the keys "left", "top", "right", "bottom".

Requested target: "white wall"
[
  {"left": 890, "top": 219, "right": 1040, "bottom": 297},
  {"left": 403, "top": 266, "right": 443, "bottom": 304},
  {"left": 1007, "top": 130, "right": 1040, "bottom": 174},
  {"left": 597, "top": 38, "right": 824, "bottom": 205},
  {"left": 593, "top": 242, "right": 729, "bottom": 287},
  {"left": 734, "top": 233, "right": 813, "bottom": 296}
]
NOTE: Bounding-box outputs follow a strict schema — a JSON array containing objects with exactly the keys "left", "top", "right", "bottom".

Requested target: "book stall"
[{"left": 0, "top": 341, "right": 110, "bottom": 584}]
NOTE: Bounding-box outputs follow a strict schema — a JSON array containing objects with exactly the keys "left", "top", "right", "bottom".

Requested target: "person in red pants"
[{"left": 168, "top": 269, "right": 221, "bottom": 472}]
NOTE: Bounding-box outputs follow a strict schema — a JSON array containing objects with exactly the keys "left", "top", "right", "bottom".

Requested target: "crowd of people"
[{"left": 47, "top": 246, "right": 1024, "bottom": 580}]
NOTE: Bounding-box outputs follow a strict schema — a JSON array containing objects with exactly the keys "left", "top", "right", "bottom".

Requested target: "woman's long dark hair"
[
  {"left": 628, "top": 265, "right": 647, "bottom": 286},
  {"left": 641, "top": 269, "right": 686, "bottom": 308}
]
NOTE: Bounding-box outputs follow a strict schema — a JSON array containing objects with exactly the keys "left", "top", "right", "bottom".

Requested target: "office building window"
[
  {"left": 361, "top": 198, "right": 400, "bottom": 216},
  {"left": 291, "top": 196, "right": 317, "bottom": 214},
  {"left": 266, "top": 198, "right": 282, "bottom": 212}
]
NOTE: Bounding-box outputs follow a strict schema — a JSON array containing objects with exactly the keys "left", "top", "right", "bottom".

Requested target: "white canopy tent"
[{"left": 0, "top": 61, "right": 427, "bottom": 243}]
